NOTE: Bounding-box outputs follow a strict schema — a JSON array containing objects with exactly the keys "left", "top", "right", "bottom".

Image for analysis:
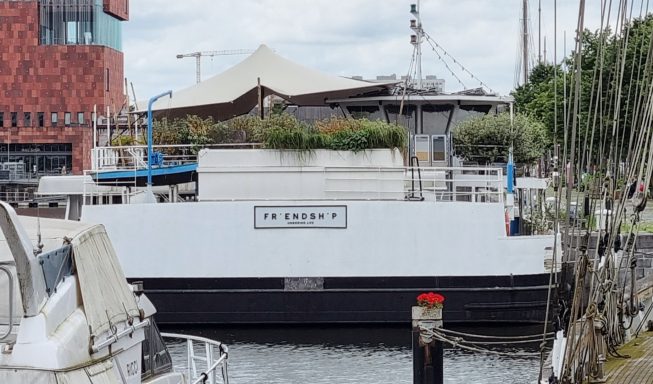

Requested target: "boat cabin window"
[
  {"left": 432, "top": 135, "right": 447, "bottom": 162},
  {"left": 0, "top": 265, "right": 22, "bottom": 338},
  {"left": 346, "top": 105, "right": 384, "bottom": 121},
  {"left": 141, "top": 319, "right": 173, "bottom": 380},
  {"left": 385, "top": 104, "right": 416, "bottom": 132},
  {"left": 450, "top": 105, "right": 493, "bottom": 130},
  {"left": 422, "top": 104, "right": 452, "bottom": 135}
]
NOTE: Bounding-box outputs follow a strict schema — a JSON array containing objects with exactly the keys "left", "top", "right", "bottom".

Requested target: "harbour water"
[{"left": 165, "top": 326, "right": 542, "bottom": 384}]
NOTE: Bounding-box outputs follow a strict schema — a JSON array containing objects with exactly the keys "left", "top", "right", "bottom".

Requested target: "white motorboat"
[{"left": 0, "top": 202, "right": 229, "bottom": 383}]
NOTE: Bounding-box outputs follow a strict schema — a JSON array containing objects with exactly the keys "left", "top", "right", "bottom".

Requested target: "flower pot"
[{"left": 412, "top": 305, "right": 442, "bottom": 321}]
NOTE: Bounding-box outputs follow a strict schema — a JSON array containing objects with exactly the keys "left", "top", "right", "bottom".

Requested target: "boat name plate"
[{"left": 254, "top": 205, "right": 347, "bottom": 229}]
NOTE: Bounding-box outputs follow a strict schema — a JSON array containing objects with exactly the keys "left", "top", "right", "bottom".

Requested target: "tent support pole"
[{"left": 258, "top": 77, "right": 264, "bottom": 119}]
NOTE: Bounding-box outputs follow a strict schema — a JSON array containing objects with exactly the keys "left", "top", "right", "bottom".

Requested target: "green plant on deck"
[
  {"left": 151, "top": 113, "right": 407, "bottom": 152},
  {"left": 260, "top": 116, "right": 406, "bottom": 152}
]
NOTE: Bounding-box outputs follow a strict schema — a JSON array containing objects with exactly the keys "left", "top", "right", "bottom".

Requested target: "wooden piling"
[{"left": 412, "top": 306, "right": 443, "bottom": 384}]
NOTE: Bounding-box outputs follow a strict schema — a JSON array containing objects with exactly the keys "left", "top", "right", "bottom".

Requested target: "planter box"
[
  {"left": 197, "top": 148, "right": 406, "bottom": 201},
  {"left": 412, "top": 305, "right": 443, "bottom": 321}
]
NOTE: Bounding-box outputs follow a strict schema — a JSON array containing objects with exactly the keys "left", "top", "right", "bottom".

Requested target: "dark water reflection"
[{"left": 164, "top": 326, "right": 542, "bottom": 384}]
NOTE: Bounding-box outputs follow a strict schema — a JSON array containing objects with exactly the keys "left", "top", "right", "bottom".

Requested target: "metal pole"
[
  {"left": 93, "top": 104, "right": 97, "bottom": 149},
  {"left": 106, "top": 106, "right": 110, "bottom": 146},
  {"left": 416, "top": 0, "right": 422, "bottom": 89},
  {"left": 196, "top": 54, "right": 201, "bottom": 84},
  {"left": 506, "top": 103, "right": 515, "bottom": 235},
  {"left": 522, "top": 0, "right": 529, "bottom": 84},
  {"left": 147, "top": 90, "right": 172, "bottom": 188}
]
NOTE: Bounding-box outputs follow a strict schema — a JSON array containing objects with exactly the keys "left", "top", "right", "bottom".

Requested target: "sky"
[{"left": 122, "top": 1, "right": 624, "bottom": 101}]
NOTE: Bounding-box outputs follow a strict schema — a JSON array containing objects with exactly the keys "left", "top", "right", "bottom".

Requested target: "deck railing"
[
  {"left": 0, "top": 263, "right": 15, "bottom": 342},
  {"left": 85, "top": 145, "right": 505, "bottom": 205},
  {"left": 161, "top": 333, "right": 229, "bottom": 384},
  {"left": 91, "top": 144, "right": 261, "bottom": 171}
]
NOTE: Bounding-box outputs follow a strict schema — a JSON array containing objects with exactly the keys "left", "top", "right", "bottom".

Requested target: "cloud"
[{"left": 123, "top": 0, "right": 620, "bottom": 100}]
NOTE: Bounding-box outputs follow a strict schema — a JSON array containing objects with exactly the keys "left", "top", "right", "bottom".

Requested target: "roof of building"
[{"left": 142, "top": 45, "right": 398, "bottom": 120}]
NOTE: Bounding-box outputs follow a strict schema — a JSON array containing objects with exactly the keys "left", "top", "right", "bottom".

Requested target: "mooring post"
[{"left": 412, "top": 304, "right": 443, "bottom": 384}]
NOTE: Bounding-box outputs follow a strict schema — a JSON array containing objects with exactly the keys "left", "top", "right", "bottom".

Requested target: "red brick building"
[{"left": 0, "top": 0, "right": 128, "bottom": 191}]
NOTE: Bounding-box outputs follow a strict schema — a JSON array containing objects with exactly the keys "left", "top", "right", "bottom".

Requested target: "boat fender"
[
  {"left": 504, "top": 209, "right": 510, "bottom": 236},
  {"left": 632, "top": 182, "right": 647, "bottom": 213}
]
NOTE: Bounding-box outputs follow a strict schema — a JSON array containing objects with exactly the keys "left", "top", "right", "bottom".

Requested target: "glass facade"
[
  {"left": 39, "top": 0, "right": 123, "bottom": 51},
  {"left": 0, "top": 143, "right": 73, "bottom": 176}
]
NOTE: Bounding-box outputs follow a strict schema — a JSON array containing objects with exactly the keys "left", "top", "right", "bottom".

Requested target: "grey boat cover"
[{"left": 72, "top": 224, "right": 140, "bottom": 338}]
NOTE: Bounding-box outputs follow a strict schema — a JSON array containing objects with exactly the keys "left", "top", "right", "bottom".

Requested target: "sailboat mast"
[
  {"left": 523, "top": 0, "right": 529, "bottom": 84},
  {"left": 538, "top": 0, "right": 542, "bottom": 64}
]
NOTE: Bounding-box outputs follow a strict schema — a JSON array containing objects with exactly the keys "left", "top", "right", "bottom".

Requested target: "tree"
[
  {"left": 452, "top": 112, "right": 549, "bottom": 164},
  {"left": 512, "top": 14, "right": 653, "bottom": 168}
]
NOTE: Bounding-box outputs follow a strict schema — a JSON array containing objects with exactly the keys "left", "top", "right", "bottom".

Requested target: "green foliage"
[
  {"left": 111, "top": 135, "right": 142, "bottom": 146},
  {"left": 150, "top": 113, "right": 406, "bottom": 152},
  {"left": 452, "top": 112, "right": 549, "bottom": 164},
  {"left": 512, "top": 14, "right": 653, "bottom": 164}
]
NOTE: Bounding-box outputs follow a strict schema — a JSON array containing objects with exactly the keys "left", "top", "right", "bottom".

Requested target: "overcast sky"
[{"left": 123, "top": 1, "right": 625, "bottom": 101}]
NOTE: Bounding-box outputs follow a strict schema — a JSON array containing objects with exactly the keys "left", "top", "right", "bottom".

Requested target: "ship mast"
[
  {"left": 522, "top": 0, "right": 529, "bottom": 84},
  {"left": 410, "top": 1, "right": 423, "bottom": 89}
]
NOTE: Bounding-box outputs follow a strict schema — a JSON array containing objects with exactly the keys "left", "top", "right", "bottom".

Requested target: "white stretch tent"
[{"left": 145, "top": 44, "right": 396, "bottom": 119}]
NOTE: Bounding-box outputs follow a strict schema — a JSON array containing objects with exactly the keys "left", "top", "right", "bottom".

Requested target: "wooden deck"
[{"left": 605, "top": 332, "right": 653, "bottom": 383}]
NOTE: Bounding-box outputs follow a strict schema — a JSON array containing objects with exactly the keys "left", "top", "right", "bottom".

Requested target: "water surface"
[{"left": 165, "top": 326, "right": 542, "bottom": 384}]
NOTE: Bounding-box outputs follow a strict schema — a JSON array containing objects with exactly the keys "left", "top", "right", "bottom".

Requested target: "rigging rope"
[{"left": 422, "top": 32, "right": 495, "bottom": 93}]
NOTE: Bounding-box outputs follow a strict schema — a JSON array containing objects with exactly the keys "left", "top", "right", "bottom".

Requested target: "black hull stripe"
[{"left": 133, "top": 274, "right": 557, "bottom": 326}]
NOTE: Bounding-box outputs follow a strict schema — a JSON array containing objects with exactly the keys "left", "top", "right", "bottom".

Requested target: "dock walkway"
[{"left": 605, "top": 332, "right": 653, "bottom": 383}]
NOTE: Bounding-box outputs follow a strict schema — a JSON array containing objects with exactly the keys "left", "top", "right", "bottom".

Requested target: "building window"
[
  {"left": 38, "top": 112, "right": 44, "bottom": 127},
  {"left": 38, "top": 1, "right": 123, "bottom": 51},
  {"left": 64, "top": 112, "right": 71, "bottom": 127},
  {"left": 0, "top": 112, "right": 3, "bottom": 128},
  {"left": 24, "top": 112, "right": 31, "bottom": 127},
  {"left": 11, "top": 112, "right": 17, "bottom": 128},
  {"left": 91, "top": 112, "right": 96, "bottom": 124},
  {"left": 51, "top": 112, "right": 58, "bottom": 126},
  {"left": 106, "top": 68, "right": 110, "bottom": 92},
  {"left": 77, "top": 112, "right": 85, "bottom": 125}
]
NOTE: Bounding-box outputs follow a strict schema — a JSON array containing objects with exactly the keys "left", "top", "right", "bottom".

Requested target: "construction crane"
[{"left": 176, "top": 49, "right": 255, "bottom": 84}]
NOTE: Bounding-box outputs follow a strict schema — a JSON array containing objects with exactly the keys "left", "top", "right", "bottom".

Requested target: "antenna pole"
[
  {"left": 523, "top": 0, "right": 529, "bottom": 84},
  {"left": 410, "top": 1, "right": 423, "bottom": 89},
  {"left": 417, "top": 0, "right": 422, "bottom": 89}
]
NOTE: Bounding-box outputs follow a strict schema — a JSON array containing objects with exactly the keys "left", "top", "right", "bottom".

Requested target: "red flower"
[{"left": 417, "top": 292, "right": 445, "bottom": 308}]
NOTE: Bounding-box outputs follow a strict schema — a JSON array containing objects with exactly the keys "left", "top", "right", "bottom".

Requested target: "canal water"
[{"left": 164, "top": 326, "right": 542, "bottom": 384}]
